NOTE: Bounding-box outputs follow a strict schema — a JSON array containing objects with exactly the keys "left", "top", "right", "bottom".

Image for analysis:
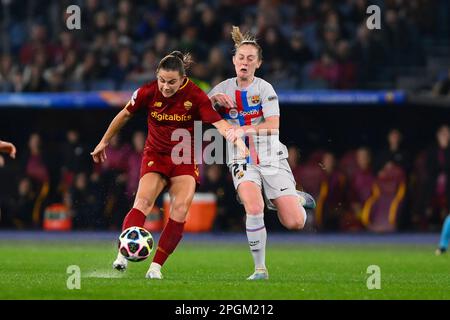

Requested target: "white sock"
[
  {"left": 150, "top": 262, "right": 161, "bottom": 271},
  {"left": 246, "top": 214, "right": 267, "bottom": 270}
]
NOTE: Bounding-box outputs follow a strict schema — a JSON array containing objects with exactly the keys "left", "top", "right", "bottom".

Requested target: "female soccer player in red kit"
[{"left": 91, "top": 51, "right": 246, "bottom": 279}]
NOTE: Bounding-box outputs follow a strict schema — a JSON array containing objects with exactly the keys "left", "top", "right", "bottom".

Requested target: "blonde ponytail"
[{"left": 230, "top": 26, "right": 262, "bottom": 60}]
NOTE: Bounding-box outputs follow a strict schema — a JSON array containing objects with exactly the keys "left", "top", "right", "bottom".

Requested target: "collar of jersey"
[
  {"left": 235, "top": 76, "right": 256, "bottom": 91},
  {"left": 179, "top": 78, "right": 189, "bottom": 91}
]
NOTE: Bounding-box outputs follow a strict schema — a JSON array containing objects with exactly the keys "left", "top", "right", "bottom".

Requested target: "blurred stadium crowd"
[
  {"left": 1, "top": 124, "right": 450, "bottom": 233},
  {"left": 0, "top": 0, "right": 449, "bottom": 93}
]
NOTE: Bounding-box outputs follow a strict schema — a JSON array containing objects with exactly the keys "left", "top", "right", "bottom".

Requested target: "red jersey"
[{"left": 126, "top": 79, "right": 222, "bottom": 158}]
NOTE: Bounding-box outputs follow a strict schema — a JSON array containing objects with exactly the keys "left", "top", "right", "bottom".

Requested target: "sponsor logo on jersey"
[
  {"left": 151, "top": 111, "right": 192, "bottom": 122},
  {"left": 251, "top": 95, "right": 260, "bottom": 104},
  {"left": 240, "top": 109, "right": 260, "bottom": 117},
  {"left": 153, "top": 101, "right": 162, "bottom": 107},
  {"left": 268, "top": 95, "right": 278, "bottom": 101},
  {"left": 184, "top": 100, "right": 192, "bottom": 110}
]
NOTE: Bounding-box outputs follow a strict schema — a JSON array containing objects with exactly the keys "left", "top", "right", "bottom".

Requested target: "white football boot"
[
  {"left": 246, "top": 268, "right": 269, "bottom": 280},
  {"left": 145, "top": 262, "right": 163, "bottom": 279},
  {"left": 112, "top": 252, "right": 128, "bottom": 271}
]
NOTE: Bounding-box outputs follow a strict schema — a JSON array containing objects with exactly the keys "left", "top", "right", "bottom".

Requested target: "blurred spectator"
[
  {"left": 19, "top": 133, "right": 50, "bottom": 226},
  {"left": 22, "top": 133, "right": 49, "bottom": 186},
  {"left": 128, "top": 49, "right": 158, "bottom": 83},
  {"left": 352, "top": 23, "right": 385, "bottom": 88},
  {"left": 320, "top": 152, "right": 347, "bottom": 230},
  {"left": 287, "top": 145, "right": 302, "bottom": 179},
  {"left": 125, "top": 131, "right": 145, "bottom": 203},
  {"left": 309, "top": 52, "right": 339, "bottom": 88},
  {"left": 432, "top": 68, "right": 450, "bottom": 97},
  {"left": 65, "top": 172, "right": 102, "bottom": 229},
  {"left": 374, "top": 128, "right": 411, "bottom": 174},
  {"left": 0, "top": 55, "right": 21, "bottom": 92},
  {"left": 364, "top": 162, "right": 406, "bottom": 233},
  {"left": 287, "top": 32, "right": 313, "bottom": 76},
  {"left": 198, "top": 164, "right": 243, "bottom": 232},
  {"left": 335, "top": 40, "right": 356, "bottom": 89},
  {"left": 422, "top": 125, "right": 450, "bottom": 228},
  {"left": 98, "top": 134, "right": 132, "bottom": 229},
  {"left": 9, "top": 177, "right": 36, "bottom": 229},
  {"left": 197, "top": 5, "right": 222, "bottom": 46},
  {"left": 59, "top": 129, "right": 92, "bottom": 195},
  {"left": 347, "top": 147, "right": 375, "bottom": 229}
]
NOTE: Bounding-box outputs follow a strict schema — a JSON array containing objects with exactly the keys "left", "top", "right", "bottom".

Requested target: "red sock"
[
  {"left": 153, "top": 218, "right": 185, "bottom": 266},
  {"left": 122, "top": 208, "right": 146, "bottom": 231}
]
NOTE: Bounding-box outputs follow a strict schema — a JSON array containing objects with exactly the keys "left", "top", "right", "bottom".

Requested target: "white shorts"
[{"left": 228, "top": 159, "right": 298, "bottom": 203}]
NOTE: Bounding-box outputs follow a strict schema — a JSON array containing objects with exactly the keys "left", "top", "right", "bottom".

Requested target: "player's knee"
[
  {"left": 283, "top": 215, "right": 305, "bottom": 230},
  {"left": 133, "top": 197, "right": 154, "bottom": 215},
  {"left": 244, "top": 202, "right": 265, "bottom": 215},
  {"left": 171, "top": 201, "right": 190, "bottom": 217}
]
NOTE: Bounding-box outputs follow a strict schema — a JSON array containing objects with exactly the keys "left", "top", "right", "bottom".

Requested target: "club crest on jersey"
[
  {"left": 229, "top": 108, "right": 239, "bottom": 119},
  {"left": 153, "top": 101, "right": 162, "bottom": 107},
  {"left": 250, "top": 95, "right": 260, "bottom": 104},
  {"left": 184, "top": 100, "right": 192, "bottom": 110}
]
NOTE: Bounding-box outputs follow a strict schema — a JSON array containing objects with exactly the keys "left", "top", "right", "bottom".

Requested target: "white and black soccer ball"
[{"left": 118, "top": 227, "right": 154, "bottom": 262}]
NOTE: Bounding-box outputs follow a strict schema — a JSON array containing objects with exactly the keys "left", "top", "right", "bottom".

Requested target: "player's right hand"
[
  {"left": 90, "top": 142, "right": 108, "bottom": 163},
  {"left": 211, "top": 93, "right": 234, "bottom": 109}
]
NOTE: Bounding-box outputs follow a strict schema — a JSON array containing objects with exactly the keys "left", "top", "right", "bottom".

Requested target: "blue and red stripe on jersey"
[{"left": 235, "top": 90, "right": 261, "bottom": 164}]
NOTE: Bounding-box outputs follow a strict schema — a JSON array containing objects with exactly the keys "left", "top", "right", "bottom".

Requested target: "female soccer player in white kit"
[{"left": 209, "top": 26, "right": 316, "bottom": 280}]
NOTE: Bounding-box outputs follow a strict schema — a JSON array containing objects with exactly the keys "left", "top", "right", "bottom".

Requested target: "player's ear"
[{"left": 256, "top": 59, "right": 262, "bottom": 69}]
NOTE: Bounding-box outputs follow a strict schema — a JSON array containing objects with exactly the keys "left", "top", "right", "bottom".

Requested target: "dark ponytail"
[{"left": 157, "top": 51, "right": 193, "bottom": 76}]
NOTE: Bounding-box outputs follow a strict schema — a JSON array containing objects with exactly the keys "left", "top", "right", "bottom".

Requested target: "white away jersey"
[{"left": 208, "top": 77, "right": 288, "bottom": 165}]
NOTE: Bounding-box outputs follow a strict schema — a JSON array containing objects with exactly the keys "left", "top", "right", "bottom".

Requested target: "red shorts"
[{"left": 140, "top": 151, "right": 200, "bottom": 184}]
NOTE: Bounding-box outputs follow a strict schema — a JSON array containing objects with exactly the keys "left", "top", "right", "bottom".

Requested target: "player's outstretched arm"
[
  {"left": 91, "top": 106, "right": 133, "bottom": 163},
  {"left": 241, "top": 115, "right": 280, "bottom": 136},
  {"left": 0, "top": 140, "right": 17, "bottom": 159},
  {"left": 212, "top": 119, "right": 249, "bottom": 159}
]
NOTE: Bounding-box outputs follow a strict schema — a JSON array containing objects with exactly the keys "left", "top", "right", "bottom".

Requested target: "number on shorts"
[{"left": 232, "top": 163, "right": 247, "bottom": 178}]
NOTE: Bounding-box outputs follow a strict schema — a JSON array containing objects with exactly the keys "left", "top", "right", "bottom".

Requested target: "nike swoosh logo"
[{"left": 280, "top": 188, "right": 288, "bottom": 191}]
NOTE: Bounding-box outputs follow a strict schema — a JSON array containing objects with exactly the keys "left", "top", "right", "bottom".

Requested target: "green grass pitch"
[{"left": 0, "top": 239, "right": 448, "bottom": 300}]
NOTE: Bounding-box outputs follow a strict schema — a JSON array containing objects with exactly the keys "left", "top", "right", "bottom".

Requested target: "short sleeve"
[
  {"left": 126, "top": 85, "right": 152, "bottom": 113},
  {"left": 260, "top": 81, "right": 279, "bottom": 118}
]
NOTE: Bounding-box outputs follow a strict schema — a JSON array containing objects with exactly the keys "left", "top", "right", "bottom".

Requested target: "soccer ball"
[{"left": 118, "top": 227, "right": 154, "bottom": 262}]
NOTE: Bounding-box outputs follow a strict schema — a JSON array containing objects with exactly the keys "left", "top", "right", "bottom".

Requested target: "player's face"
[
  {"left": 233, "top": 44, "right": 262, "bottom": 80},
  {"left": 157, "top": 69, "right": 185, "bottom": 97}
]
